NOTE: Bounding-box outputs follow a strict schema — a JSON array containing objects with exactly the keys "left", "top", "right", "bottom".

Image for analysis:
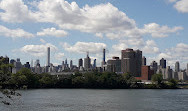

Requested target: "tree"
[
  {"left": 0, "top": 58, "right": 20, "bottom": 105},
  {"left": 168, "top": 79, "right": 178, "bottom": 88},
  {"left": 151, "top": 74, "right": 163, "bottom": 88}
]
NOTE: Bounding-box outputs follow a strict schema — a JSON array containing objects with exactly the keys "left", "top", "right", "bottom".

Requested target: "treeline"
[
  {"left": 1, "top": 69, "right": 178, "bottom": 89},
  {"left": 0, "top": 60, "right": 178, "bottom": 89}
]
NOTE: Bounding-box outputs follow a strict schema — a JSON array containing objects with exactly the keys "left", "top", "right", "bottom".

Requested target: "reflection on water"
[{"left": 1, "top": 89, "right": 188, "bottom": 111}]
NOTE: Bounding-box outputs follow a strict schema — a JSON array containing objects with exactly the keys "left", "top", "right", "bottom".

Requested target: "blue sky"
[{"left": 0, "top": 0, "right": 188, "bottom": 69}]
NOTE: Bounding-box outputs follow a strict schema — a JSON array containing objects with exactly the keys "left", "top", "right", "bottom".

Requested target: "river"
[{"left": 1, "top": 89, "right": 188, "bottom": 111}]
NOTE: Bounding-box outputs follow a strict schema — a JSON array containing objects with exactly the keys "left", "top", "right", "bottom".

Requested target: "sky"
[{"left": 0, "top": 0, "right": 188, "bottom": 69}]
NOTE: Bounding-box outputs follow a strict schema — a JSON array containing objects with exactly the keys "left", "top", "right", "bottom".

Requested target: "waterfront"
[{"left": 1, "top": 89, "right": 188, "bottom": 111}]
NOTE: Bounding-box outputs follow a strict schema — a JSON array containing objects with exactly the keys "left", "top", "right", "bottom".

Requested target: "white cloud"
[
  {"left": 40, "top": 38, "right": 46, "bottom": 43},
  {"left": 62, "top": 41, "right": 106, "bottom": 54},
  {"left": 0, "top": 0, "right": 36, "bottom": 22},
  {"left": 155, "top": 43, "right": 188, "bottom": 68},
  {"left": 20, "top": 43, "right": 58, "bottom": 57},
  {"left": 174, "top": 0, "right": 188, "bottom": 13},
  {"left": 168, "top": 0, "right": 177, "bottom": 3},
  {"left": 0, "top": 0, "right": 183, "bottom": 39},
  {"left": 95, "top": 33, "right": 103, "bottom": 38},
  {"left": 142, "top": 40, "right": 160, "bottom": 54},
  {"left": 140, "top": 23, "right": 183, "bottom": 38},
  {"left": 0, "top": 25, "right": 34, "bottom": 38},
  {"left": 37, "top": 27, "right": 68, "bottom": 37},
  {"left": 112, "top": 43, "right": 129, "bottom": 53},
  {"left": 55, "top": 52, "right": 65, "bottom": 60}
]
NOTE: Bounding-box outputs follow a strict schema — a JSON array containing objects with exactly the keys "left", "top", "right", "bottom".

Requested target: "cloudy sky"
[{"left": 0, "top": 0, "right": 188, "bottom": 69}]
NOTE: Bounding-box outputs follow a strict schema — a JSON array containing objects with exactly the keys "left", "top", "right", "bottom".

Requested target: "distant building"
[
  {"left": 173, "top": 71, "right": 179, "bottom": 80},
  {"left": 34, "top": 59, "right": 41, "bottom": 74},
  {"left": 10, "top": 59, "right": 15, "bottom": 65},
  {"left": 84, "top": 52, "right": 91, "bottom": 70},
  {"left": 175, "top": 61, "right": 180, "bottom": 72},
  {"left": 121, "top": 48, "right": 142, "bottom": 77},
  {"left": 24, "top": 62, "right": 30, "bottom": 69},
  {"left": 93, "top": 59, "right": 96, "bottom": 68},
  {"left": 101, "top": 48, "right": 107, "bottom": 71},
  {"left": 47, "top": 47, "right": 50, "bottom": 67},
  {"left": 187, "top": 63, "right": 188, "bottom": 79},
  {"left": 107, "top": 57, "right": 121, "bottom": 73},
  {"left": 160, "top": 58, "right": 166, "bottom": 68},
  {"left": 78, "top": 58, "right": 83, "bottom": 69},
  {"left": 136, "top": 66, "right": 154, "bottom": 80},
  {"left": 12, "top": 58, "right": 22, "bottom": 73},
  {"left": 150, "top": 61, "right": 158, "bottom": 74},
  {"left": 142, "top": 56, "right": 146, "bottom": 66},
  {"left": 178, "top": 71, "right": 186, "bottom": 81},
  {"left": 70, "top": 60, "right": 73, "bottom": 70},
  {"left": 164, "top": 66, "right": 172, "bottom": 80}
]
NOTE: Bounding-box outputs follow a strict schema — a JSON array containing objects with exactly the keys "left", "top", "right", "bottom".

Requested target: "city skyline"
[
  {"left": 2, "top": 47, "right": 188, "bottom": 81},
  {"left": 0, "top": 0, "right": 188, "bottom": 68}
]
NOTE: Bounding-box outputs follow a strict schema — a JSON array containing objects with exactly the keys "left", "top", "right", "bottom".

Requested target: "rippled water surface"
[{"left": 1, "top": 89, "right": 188, "bottom": 111}]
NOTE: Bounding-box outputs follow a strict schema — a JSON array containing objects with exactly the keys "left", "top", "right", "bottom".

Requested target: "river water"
[{"left": 1, "top": 89, "right": 188, "bottom": 111}]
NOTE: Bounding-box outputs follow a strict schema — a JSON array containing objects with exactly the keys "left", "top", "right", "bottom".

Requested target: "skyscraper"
[
  {"left": 12, "top": 58, "right": 22, "bottom": 73},
  {"left": 142, "top": 56, "right": 146, "bottom": 66},
  {"left": 107, "top": 57, "right": 121, "bottom": 72},
  {"left": 24, "top": 62, "right": 30, "bottom": 69},
  {"left": 150, "top": 61, "right": 158, "bottom": 73},
  {"left": 101, "top": 48, "right": 106, "bottom": 67},
  {"left": 175, "top": 61, "right": 180, "bottom": 72},
  {"left": 47, "top": 47, "right": 50, "bottom": 67},
  {"left": 93, "top": 59, "right": 96, "bottom": 68},
  {"left": 70, "top": 60, "right": 73, "bottom": 70},
  {"left": 103, "top": 48, "right": 106, "bottom": 63},
  {"left": 160, "top": 58, "right": 166, "bottom": 68},
  {"left": 121, "top": 48, "right": 142, "bottom": 77},
  {"left": 84, "top": 52, "right": 91, "bottom": 70},
  {"left": 78, "top": 58, "right": 83, "bottom": 68}
]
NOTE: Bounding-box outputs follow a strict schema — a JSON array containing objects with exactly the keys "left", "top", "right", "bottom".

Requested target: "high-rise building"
[
  {"left": 175, "top": 61, "right": 180, "bottom": 72},
  {"left": 164, "top": 66, "right": 172, "bottom": 79},
  {"left": 35, "top": 59, "right": 40, "bottom": 67},
  {"left": 65, "top": 58, "right": 67, "bottom": 65},
  {"left": 84, "top": 52, "right": 91, "bottom": 70},
  {"left": 93, "top": 59, "right": 96, "bottom": 68},
  {"left": 78, "top": 58, "right": 83, "bottom": 68},
  {"left": 160, "top": 58, "right": 166, "bottom": 68},
  {"left": 121, "top": 48, "right": 142, "bottom": 77},
  {"left": 70, "top": 60, "right": 73, "bottom": 70},
  {"left": 135, "top": 66, "right": 154, "bottom": 80},
  {"left": 142, "top": 56, "right": 146, "bottom": 66},
  {"left": 107, "top": 57, "right": 121, "bottom": 72},
  {"left": 150, "top": 61, "right": 158, "bottom": 73},
  {"left": 31, "top": 59, "right": 33, "bottom": 67},
  {"left": 47, "top": 47, "right": 50, "bottom": 67},
  {"left": 10, "top": 59, "right": 16, "bottom": 64},
  {"left": 24, "top": 62, "right": 30, "bottom": 69},
  {"left": 12, "top": 58, "right": 22, "bottom": 73},
  {"left": 101, "top": 48, "right": 106, "bottom": 67}
]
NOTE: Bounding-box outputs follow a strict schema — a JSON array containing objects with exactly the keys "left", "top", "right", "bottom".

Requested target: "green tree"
[
  {"left": 168, "top": 79, "right": 178, "bottom": 88},
  {"left": 152, "top": 74, "right": 163, "bottom": 84},
  {"left": 151, "top": 74, "right": 164, "bottom": 88}
]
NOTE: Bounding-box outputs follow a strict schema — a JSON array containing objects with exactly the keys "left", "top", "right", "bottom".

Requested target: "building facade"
[
  {"left": 175, "top": 61, "right": 180, "bottom": 72},
  {"left": 142, "top": 56, "right": 146, "bottom": 66},
  {"left": 107, "top": 57, "right": 121, "bottom": 73},
  {"left": 160, "top": 58, "right": 166, "bottom": 68},
  {"left": 84, "top": 53, "right": 91, "bottom": 70},
  {"left": 121, "top": 48, "right": 142, "bottom": 77}
]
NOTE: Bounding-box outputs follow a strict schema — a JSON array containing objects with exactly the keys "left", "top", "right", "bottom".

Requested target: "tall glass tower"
[{"left": 47, "top": 47, "right": 50, "bottom": 67}]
